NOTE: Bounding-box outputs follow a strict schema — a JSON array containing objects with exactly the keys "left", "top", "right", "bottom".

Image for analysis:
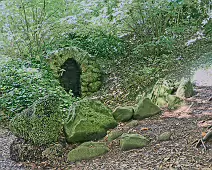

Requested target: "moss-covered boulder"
[
  {"left": 145, "top": 78, "right": 185, "bottom": 109},
  {"left": 67, "top": 142, "right": 109, "bottom": 162},
  {"left": 150, "top": 79, "right": 180, "bottom": 108},
  {"left": 158, "top": 132, "right": 172, "bottom": 141},
  {"left": 155, "top": 97, "right": 168, "bottom": 108},
  {"left": 133, "top": 98, "right": 161, "bottom": 120},
  {"left": 120, "top": 133, "right": 149, "bottom": 151},
  {"left": 107, "top": 130, "right": 123, "bottom": 142},
  {"left": 176, "top": 78, "right": 194, "bottom": 98},
  {"left": 151, "top": 79, "right": 179, "bottom": 98},
  {"left": 64, "top": 99, "right": 118, "bottom": 143},
  {"left": 166, "top": 94, "right": 184, "bottom": 109},
  {"left": 125, "top": 120, "right": 139, "bottom": 128},
  {"left": 112, "top": 106, "right": 134, "bottom": 122},
  {"left": 10, "top": 95, "right": 62, "bottom": 145}
]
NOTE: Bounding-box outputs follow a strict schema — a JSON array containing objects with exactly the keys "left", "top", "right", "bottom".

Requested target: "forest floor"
[
  {"left": 0, "top": 84, "right": 212, "bottom": 169},
  {"left": 0, "top": 51, "right": 212, "bottom": 169},
  {"left": 63, "top": 85, "right": 212, "bottom": 170}
]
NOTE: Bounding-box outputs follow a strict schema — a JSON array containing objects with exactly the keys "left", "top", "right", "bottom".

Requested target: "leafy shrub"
[
  {"left": 132, "top": 36, "right": 175, "bottom": 57},
  {"left": 0, "top": 0, "right": 210, "bottom": 60},
  {"left": 116, "top": 0, "right": 208, "bottom": 42},
  {"left": 204, "top": 18, "right": 212, "bottom": 38},
  {"left": 54, "top": 30, "right": 127, "bottom": 59},
  {"left": 10, "top": 95, "right": 63, "bottom": 145},
  {"left": 118, "top": 0, "right": 210, "bottom": 63},
  {"left": 0, "top": 0, "right": 127, "bottom": 59},
  {"left": 0, "top": 0, "right": 70, "bottom": 58},
  {"left": 0, "top": 58, "right": 75, "bottom": 118}
]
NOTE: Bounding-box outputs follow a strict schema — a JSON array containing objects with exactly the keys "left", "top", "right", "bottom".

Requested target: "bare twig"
[
  {"left": 194, "top": 130, "right": 212, "bottom": 151},
  {"left": 185, "top": 102, "right": 194, "bottom": 112},
  {"left": 200, "top": 139, "right": 207, "bottom": 151},
  {"left": 203, "top": 130, "right": 212, "bottom": 142},
  {"left": 194, "top": 139, "right": 205, "bottom": 150}
]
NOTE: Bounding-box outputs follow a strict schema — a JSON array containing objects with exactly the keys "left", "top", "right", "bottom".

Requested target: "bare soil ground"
[{"left": 0, "top": 85, "right": 212, "bottom": 170}]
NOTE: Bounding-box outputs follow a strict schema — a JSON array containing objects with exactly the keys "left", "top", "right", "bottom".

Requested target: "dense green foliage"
[
  {"left": 10, "top": 95, "right": 63, "bottom": 145},
  {"left": 127, "top": 0, "right": 209, "bottom": 60},
  {"left": 0, "top": 0, "right": 211, "bottom": 120},
  {"left": 0, "top": 0, "right": 211, "bottom": 59},
  {"left": 56, "top": 31, "right": 127, "bottom": 58},
  {"left": 0, "top": 58, "right": 74, "bottom": 118},
  {"left": 0, "top": 0, "right": 127, "bottom": 59}
]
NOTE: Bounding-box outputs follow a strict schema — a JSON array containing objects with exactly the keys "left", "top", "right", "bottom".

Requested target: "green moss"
[
  {"left": 107, "top": 130, "right": 123, "bottom": 142},
  {"left": 167, "top": 95, "right": 184, "bottom": 109},
  {"left": 67, "top": 142, "right": 109, "bottom": 162},
  {"left": 146, "top": 79, "right": 184, "bottom": 109},
  {"left": 150, "top": 79, "right": 178, "bottom": 103},
  {"left": 155, "top": 97, "right": 168, "bottom": 108},
  {"left": 158, "top": 132, "right": 172, "bottom": 141},
  {"left": 120, "top": 133, "right": 149, "bottom": 151},
  {"left": 65, "top": 118, "right": 107, "bottom": 143},
  {"left": 10, "top": 95, "right": 62, "bottom": 145},
  {"left": 126, "top": 120, "right": 139, "bottom": 128},
  {"left": 112, "top": 106, "right": 134, "bottom": 122},
  {"left": 47, "top": 47, "right": 102, "bottom": 96},
  {"left": 134, "top": 98, "right": 161, "bottom": 120},
  {"left": 88, "top": 81, "right": 102, "bottom": 92},
  {"left": 64, "top": 99, "right": 118, "bottom": 143},
  {"left": 176, "top": 78, "right": 194, "bottom": 98},
  {"left": 81, "top": 72, "right": 100, "bottom": 83}
]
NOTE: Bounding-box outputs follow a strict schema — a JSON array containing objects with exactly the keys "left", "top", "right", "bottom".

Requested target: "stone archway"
[
  {"left": 47, "top": 47, "right": 102, "bottom": 97},
  {"left": 59, "top": 58, "right": 81, "bottom": 97}
]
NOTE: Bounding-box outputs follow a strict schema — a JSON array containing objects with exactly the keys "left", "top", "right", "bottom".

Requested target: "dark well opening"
[{"left": 59, "top": 58, "right": 82, "bottom": 97}]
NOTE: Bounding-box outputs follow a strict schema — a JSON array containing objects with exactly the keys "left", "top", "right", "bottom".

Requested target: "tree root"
[
  {"left": 203, "top": 130, "right": 212, "bottom": 141},
  {"left": 193, "top": 130, "right": 212, "bottom": 150}
]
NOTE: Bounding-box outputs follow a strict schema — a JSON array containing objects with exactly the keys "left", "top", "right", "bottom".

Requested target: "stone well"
[{"left": 47, "top": 47, "right": 102, "bottom": 97}]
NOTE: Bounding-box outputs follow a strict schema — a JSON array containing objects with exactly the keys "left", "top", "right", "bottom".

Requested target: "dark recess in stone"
[{"left": 59, "top": 58, "right": 81, "bottom": 97}]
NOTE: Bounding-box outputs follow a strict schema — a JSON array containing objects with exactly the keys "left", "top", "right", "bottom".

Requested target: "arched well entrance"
[
  {"left": 59, "top": 58, "right": 81, "bottom": 97},
  {"left": 47, "top": 47, "right": 102, "bottom": 97}
]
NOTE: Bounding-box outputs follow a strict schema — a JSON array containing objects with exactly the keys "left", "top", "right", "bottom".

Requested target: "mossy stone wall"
[{"left": 47, "top": 47, "right": 102, "bottom": 97}]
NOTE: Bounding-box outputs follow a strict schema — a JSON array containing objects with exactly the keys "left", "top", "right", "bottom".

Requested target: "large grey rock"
[
  {"left": 67, "top": 142, "right": 109, "bottom": 162},
  {"left": 120, "top": 133, "right": 149, "bottom": 151},
  {"left": 133, "top": 98, "right": 161, "bottom": 120},
  {"left": 112, "top": 106, "right": 134, "bottom": 122},
  {"left": 176, "top": 78, "right": 194, "bottom": 98},
  {"left": 64, "top": 99, "right": 117, "bottom": 143},
  {"left": 10, "top": 95, "right": 62, "bottom": 145}
]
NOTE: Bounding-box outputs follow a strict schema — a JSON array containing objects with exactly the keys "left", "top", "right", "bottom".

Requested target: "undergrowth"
[
  {"left": 0, "top": 0, "right": 211, "bottom": 118},
  {"left": 0, "top": 58, "right": 75, "bottom": 121}
]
